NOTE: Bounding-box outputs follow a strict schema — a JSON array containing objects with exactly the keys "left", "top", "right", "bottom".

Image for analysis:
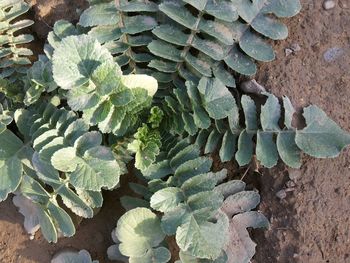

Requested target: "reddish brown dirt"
[
  {"left": 26, "top": 0, "right": 88, "bottom": 39},
  {"left": 0, "top": 169, "right": 140, "bottom": 262},
  {"left": 253, "top": 1, "right": 350, "bottom": 262},
  {"left": 1, "top": 0, "right": 350, "bottom": 262}
]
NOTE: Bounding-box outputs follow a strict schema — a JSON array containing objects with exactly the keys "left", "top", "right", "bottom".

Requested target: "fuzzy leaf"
[
  {"left": 0, "top": 0, "right": 34, "bottom": 79},
  {"left": 47, "top": 201, "right": 75, "bottom": 237},
  {"left": 51, "top": 147, "right": 80, "bottom": 172},
  {"left": 37, "top": 207, "right": 57, "bottom": 243},
  {"left": 145, "top": 0, "right": 301, "bottom": 88},
  {"left": 174, "top": 156, "right": 212, "bottom": 186},
  {"left": 130, "top": 247, "right": 171, "bottom": 263},
  {"left": 117, "top": 208, "right": 165, "bottom": 257},
  {"left": 197, "top": 77, "right": 236, "bottom": 120},
  {"left": 225, "top": 211, "right": 269, "bottom": 263},
  {"left": 122, "top": 15, "right": 157, "bottom": 34},
  {"left": 150, "top": 187, "right": 184, "bottom": 213},
  {"left": 256, "top": 132, "right": 279, "bottom": 168},
  {"left": 276, "top": 132, "right": 301, "bottom": 168},
  {"left": 221, "top": 191, "right": 260, "bottom": 218},
  {"left": 176, "top": 212, "right": 229, "bottom": 260},
  {"left": 52, "top": 249, "right": 98, "bottom": 263},
  {"left": 181, "top": 170, "right": 227, "bottom": 197},
  {"left": 69, "top": 146, "right": 121, "bottom": 191},
  {"left": 215, "top": 180, "right": 246, "bottom": 199},
  {"left": 296, "top": 106, "right": 350, "bottom": 158},
  {"left": 121, "top": 74, "right": 158, "bottom": 97},
  {"left": 12, "top": 194, "right": 40, "bottom": 236},
  {"left": 0, "top": 130, "right": 24, "bottom": 201},
  {"left": 128, "top": 124, "right": 161, "bottom": 171},
  {"left": 79, "top": 2, "right": 119, "bottom": 27},
  {"left": 52, "top": 35, "right": 114, "bottom": 89}
]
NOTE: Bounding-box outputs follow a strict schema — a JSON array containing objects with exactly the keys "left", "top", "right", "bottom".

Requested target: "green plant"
[
  {"left": 109, "top": 141, "right": 269, "bottom": 262},
  {"left": 79, "top": 0, "right": 301, "bottom": 89},
  {"left": 0, "top": 23, "right": 159, "bottom": 242},
  {"left": 79, "top": 0, "right": 158, "bottom": 74},
  {"left": 1, "top": 101, "right": 123, "bottom": 242},
  {"left": 0, "top": 1, "right": 349, "bottom": 263},
  {"left": 51, "top": 249, "right": 98, "bottom": 263},
  {"left": 23, "top": 55, "right": 57, "bottom": 105},
  {"left": 160, "top": 80, "right": 350, "bottom": 167},
  {"left": 148, "top": 0, "right": 301, "bottom": 88},
  {"left": 0, "top": 0, "right": 34, "bottom": 82}
]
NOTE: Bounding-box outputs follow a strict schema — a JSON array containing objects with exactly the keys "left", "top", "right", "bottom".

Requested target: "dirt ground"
[
  {"left": 253, "top": 1, "right": 350, "bottom": 262},
  {"left": 0, "top": 0, "right": 349, "bottom": 262}
]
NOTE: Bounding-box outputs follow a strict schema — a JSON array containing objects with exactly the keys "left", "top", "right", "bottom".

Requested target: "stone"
[
  {"left": 286, "top": 180, "right": 296, "bottom": 188},
  {"left": 285, "top": 48, "right": 293, "bottom": 56},
  {"left": 291, "top": 43, "right": 301, "bottom": 52},
  {"left": 323, "top": 0, "right": 336, "bottom": 10},
  {"left": 276, "top": 189, "right": 287, "bottom": 200},
  {"left": 324, "top": 47, "right": 345, "bottom": 62},
  {"left": 288, "top": 169, "right": 302, "bottom": 181}
]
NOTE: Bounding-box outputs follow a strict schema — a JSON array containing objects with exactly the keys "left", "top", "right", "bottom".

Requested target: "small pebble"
[
  {"left": 288, "top": 169, "right": 302, "bottom": 181},
  {"left": 286, "top": 180, "right": 296, "bottom": 188},
  {"left": 285, "top": 187, "right": 296, "bottom": 192},
  {"left": 290, "top": 43, "right": 301, "bottom": 52},
  {"left": 323, "top": 0, "right": 336, "bottom": 10},
  {"left": 240, "top": 79, "right": 266, "bottom": 95},
  {"left": 324, "top": 47, "right": 345, "bottom": 62},
  {"left": 285, "top": 48, "right": 293, "bottom": 56},
  {"left": 276, "top": 189, "right": 287, "bottom": 200},
  {"left": 285, "top": 43, "right": 301, "bottom": 56}
]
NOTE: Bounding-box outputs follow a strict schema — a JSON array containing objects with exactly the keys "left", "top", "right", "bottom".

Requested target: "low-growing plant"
[
  {"left": 51, "top": 249, "right": 98, "bottom": 263},
  {"left": 0, "top": 0, "right": 33, "bottom": 82},
  {"left": 78, "top": 0, "right": 301, "bottom": 90},
  {"left": 0, "top": 0, "right": 349, "bottom": 263}
]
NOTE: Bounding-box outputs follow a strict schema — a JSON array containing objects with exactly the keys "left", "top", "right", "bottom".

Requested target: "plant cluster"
[{"left": 0, "top": 0, "right": 349, "bottom": 262}]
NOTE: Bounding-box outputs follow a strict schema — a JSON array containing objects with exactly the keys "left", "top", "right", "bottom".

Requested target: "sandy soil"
[
  {"left": 253, "top": 1, "right": 350, "bottom": 262},
  {"left": 1, "top": 0, "right": 349, "bottom": 262}
]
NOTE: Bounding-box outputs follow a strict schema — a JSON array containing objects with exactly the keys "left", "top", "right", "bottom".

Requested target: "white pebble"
[
  {"left": 286, "top": 180, "right": 296, "bottom": 188},
  {"left": 288, "top": 169, "right": 302, "bottom": 181},
  {"left": 276, "top": 189, "right": 287, "bottom": 200},
  {"left": 290, "top": 43, "right": 301, "bottom": 52},
  {"left": 285, "top": 48, "right": 293, "bottom": 56},
  {"left": 323, "top": 0, "right": 336, "bottom": 10}
]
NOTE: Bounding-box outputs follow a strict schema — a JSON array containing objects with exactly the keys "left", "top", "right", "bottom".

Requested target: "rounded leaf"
[
  {"left": 116, "top": 208, "right": 165, "bottom": 257},
  {"left": 296, "top": 106, "right": 350, "bottom": 158},
  {"left": 150, "top": 187, "right": 184, "bottom": 213},
  {"left": 52, "top": 35, "right": 114, "bottom": 89},
  {"left": 51, "top": 249, "right": 96, "bottom": 263},
  {"left": 121, "top": 74, "right": 158, "bottom": 97}
]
